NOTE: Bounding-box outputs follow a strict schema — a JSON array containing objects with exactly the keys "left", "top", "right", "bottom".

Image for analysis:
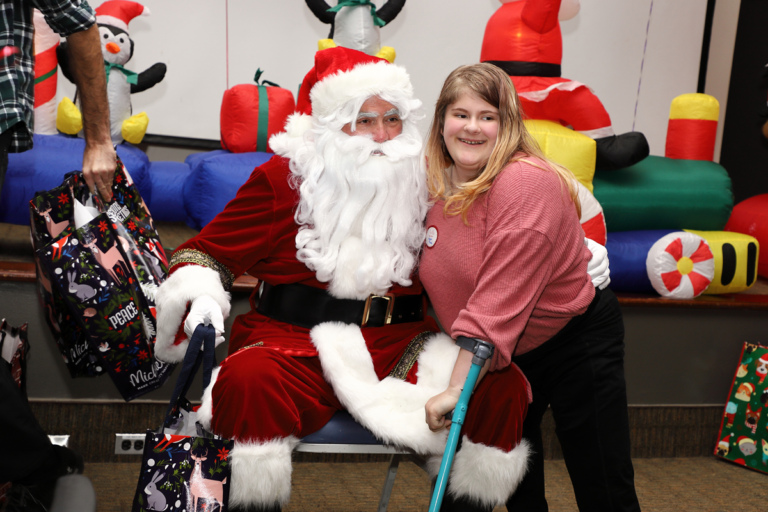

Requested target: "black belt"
[{"left": 256, "top": 282, "right": 424, "bottom": 329}]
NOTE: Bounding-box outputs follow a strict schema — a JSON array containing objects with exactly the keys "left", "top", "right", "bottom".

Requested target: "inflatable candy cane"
[{"left": 33, "top": 9, "right": 61, "bottom": 135}]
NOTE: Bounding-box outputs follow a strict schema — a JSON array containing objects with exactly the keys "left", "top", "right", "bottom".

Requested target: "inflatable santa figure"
[{"left": 481, "top": 0, "right": 650, "bottom": 171}]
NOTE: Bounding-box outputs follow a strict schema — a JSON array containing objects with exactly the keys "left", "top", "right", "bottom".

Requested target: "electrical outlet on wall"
[{"left": 115, "top": 433, "right": 146, "bottom": 455}]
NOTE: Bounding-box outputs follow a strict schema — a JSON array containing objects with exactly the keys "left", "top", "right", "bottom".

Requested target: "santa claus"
[{"left": 154, "top": 47, "right": 607, "bottom": 512}]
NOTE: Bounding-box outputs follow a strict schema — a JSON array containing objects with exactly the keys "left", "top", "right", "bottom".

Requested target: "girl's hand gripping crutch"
[{"left": 428, "top": 337, "right": 494, "bottom": 512}]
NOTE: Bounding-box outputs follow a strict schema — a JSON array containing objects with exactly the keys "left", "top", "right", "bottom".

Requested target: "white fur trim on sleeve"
[
  {"left": 310, "top": 322, "right": 458, "bottom": 455},
  {"left": 195, "top": 365, "right": 220, "bottom": 430},
  {"left": 229, "top": 437, "right": 300, "bottom": 507},
  {"left": 154, "top": 265, "right": 231, "bottom": 363}
]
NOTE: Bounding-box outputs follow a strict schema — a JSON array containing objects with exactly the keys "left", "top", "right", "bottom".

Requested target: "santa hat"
[
  {"left": 273, "top": 46, "right": 418, "bottom": 149},
  {"left": 298, "top": 46, "right": 414, "bottom": 117},
  {"left": 95, "top": 0, "right": 149, "bottom": 33}
]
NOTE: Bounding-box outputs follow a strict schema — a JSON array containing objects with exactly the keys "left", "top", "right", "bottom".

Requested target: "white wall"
[
  {"left": 704, "top": 0, "right": 740, "bottom": 161},
  {"left": 59, "top": 0, "right": 719, "bottom": 158}
]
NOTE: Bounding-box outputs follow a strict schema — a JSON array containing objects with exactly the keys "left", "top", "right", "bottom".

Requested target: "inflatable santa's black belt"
[
  {"left": 256, "top": 282, "right": 424, "bottom": 329},
  {"left": 483, "top": 60, "right": 561, "bottom": 77}
]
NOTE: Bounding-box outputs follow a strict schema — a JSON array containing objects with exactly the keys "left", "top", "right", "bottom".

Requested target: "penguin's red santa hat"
[
  {"left": 271, "top": 46, "right": 421, "bottom": 153},
  {"left": 95, "top": 0, "right": 149, "bottom": 33}
]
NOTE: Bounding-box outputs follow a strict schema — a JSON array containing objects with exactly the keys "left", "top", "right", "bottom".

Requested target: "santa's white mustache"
[{"left": 333, "top": 131, "right": 422, "bottom": 164}]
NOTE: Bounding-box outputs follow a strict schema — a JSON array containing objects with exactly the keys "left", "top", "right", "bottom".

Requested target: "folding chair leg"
[{"left": 377, "top": 453, "right": 402, "bottom": 512}]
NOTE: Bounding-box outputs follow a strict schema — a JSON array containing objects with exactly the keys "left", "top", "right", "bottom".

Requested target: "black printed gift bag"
[
  {"left": 714, "top": 342, "right": 768, "bottom": 474},
  {"left": 133, "top": 325, "right": 232, "bottom": 512},
  {"left": 29, "top": 170, "right": 103, "bottom": 378},
  {"left": 30, "top": 161, "right": 174, "bottom": 400}
]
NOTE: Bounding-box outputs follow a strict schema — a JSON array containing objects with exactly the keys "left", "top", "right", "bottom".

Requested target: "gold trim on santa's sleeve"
[
  {"left": 389, "top": 331, "right": 431, "bottom": 381},
  {"left": 169, "top": 249, "right": 235, "bottom": 291}
]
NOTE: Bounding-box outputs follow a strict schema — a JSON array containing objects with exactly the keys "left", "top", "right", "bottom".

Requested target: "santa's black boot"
[{"left": 594, "top": 132, "right": 650, "bottom": 171}]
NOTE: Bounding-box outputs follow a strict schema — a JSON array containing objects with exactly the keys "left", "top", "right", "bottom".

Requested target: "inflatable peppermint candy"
[{"left": 646, "top": 231, "right": 715, "bottom": 299}]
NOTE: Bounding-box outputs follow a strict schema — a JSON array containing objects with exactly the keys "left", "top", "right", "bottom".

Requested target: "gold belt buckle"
[{"left": 362, "top": 293, "right": 395, "bottom": 327}]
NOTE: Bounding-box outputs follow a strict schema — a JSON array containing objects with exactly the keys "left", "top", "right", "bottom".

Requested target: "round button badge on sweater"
[{"left": 426, "top": 226, "right": 438, "bottom": 248}]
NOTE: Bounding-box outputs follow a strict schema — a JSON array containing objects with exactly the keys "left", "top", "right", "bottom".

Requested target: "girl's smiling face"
[{"left": 442, "top": 90, "right": 500, "bottom": 184}]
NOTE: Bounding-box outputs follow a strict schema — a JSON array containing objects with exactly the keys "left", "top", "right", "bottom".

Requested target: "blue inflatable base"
[
  {"left": 183, "top": 150, "right": 274, "bottom": 230},
  {"left": 606, "top": 229, "right": 675, "bottom": 293},
  {"left": 0, "top": 136, "right": 274, "bottom": 229},
  {"left": 146, "top": 160, "right": 192, "bottom": 224},
  {"left": 0, "top": 134, "right": 150, "bottom": 225}
]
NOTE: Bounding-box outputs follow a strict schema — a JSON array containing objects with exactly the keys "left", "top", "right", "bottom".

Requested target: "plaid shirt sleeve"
[
  {"left": 0, "top": 0, "right": 95, "bottom": 151},
  {"left": 31, "top": 0, "right": 95, "bottom": 37}
]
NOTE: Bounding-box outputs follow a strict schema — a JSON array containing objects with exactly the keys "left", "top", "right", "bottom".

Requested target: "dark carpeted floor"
[{"left": 86, "top": 457, "right": 765, "bottom": 512}]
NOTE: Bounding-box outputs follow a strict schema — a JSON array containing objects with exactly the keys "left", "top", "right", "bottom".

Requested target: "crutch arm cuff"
[{"left": 455, "top": 336, "right": 495, "bottom": 366}]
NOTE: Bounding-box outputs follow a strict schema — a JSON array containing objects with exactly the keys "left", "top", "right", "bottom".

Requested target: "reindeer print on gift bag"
[
  {"left": 133, "top": 436, "right": 232, "bottom": 512},
  {"left": 188, "top": 449, "right": 228, "bottom": 512},
  {"left": 81, "top": 230, "right": 131, "bottom": 285}
]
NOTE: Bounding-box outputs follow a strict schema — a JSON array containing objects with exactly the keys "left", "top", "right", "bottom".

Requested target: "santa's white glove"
[
  {"left": 585, "top": 237, "right": 611, "bottom": 290},
  {"left": 184, "top": 295, "right": 226, "bottom": 349}
]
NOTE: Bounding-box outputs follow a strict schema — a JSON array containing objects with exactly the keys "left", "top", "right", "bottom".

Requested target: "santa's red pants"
[{"left": 208, "top": 339, "right": 528, "bottom": 453}]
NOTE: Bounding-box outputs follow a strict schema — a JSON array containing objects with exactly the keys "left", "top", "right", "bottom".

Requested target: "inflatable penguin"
[
  {"left": 481, "top": 0, "right": 650, "bottom": 171},
  {"left": 305, "top": 0, "right": 406, "bottom": 63},
  {"left": 57, "top": 0, "right": 166, "bottom": 145}
]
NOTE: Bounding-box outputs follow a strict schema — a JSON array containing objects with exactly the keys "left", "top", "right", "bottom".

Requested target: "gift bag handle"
[{"left": 162, "top": 324, "right": 216, "bottom": 429}]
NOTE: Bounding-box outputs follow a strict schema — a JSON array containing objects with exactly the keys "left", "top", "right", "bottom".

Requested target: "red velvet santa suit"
[
  {"left": 153, "top": 47, "right": 530, "bottom": 510},
  {"left": 163, "top": 154, "right": 444, "bottom": 433},
  {"left": 154, "top": 155, "right": 530, "bottom": 508}
]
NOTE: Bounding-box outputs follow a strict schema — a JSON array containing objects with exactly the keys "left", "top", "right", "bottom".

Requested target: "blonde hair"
[{"left": 424, "top": 63, "right": 580, "bottom": 222}]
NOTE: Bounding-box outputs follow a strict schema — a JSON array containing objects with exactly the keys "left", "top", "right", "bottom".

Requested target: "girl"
[{"left": 421, "top": 63, "right": 641, "bottom": 512}]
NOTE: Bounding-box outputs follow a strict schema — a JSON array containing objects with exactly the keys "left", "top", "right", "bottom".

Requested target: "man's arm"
[{"left": 64, "top": 24, "right": 116, "bottom": 201}]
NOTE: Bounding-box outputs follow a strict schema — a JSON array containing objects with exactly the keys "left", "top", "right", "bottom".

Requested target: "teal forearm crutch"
[{"left": 428, "top": 337, "right": 494, "bottom": 512}]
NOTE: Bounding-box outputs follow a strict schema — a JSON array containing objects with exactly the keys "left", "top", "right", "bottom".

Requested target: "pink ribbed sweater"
[{"left": 419, "top": 158, "right": 595, "bottom": 371}]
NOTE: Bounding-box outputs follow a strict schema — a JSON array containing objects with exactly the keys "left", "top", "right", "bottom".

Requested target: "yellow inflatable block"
[
  {"left": 669, "top": 93, "right": 719, "bottom": 121},
  {"left": 684, "top": 229, "right": 760, "bottom": 294},
  {"left": 56, "top": 97, "right": 82, "bottom": 135},
  {"left": 318, "top": 38, "right": 336, "bottom": 51},
  {"left": 376, "top": 46, "right": 396, "bottom": 63},
  {"left": 317, "top": 39, "right": 396, "bottom": 63},
  {"left": 524, "top": 119, "right": 596, "bottom": 192},
  {"left": 122, "top": 112, "right": 149, "bottom": 145}
]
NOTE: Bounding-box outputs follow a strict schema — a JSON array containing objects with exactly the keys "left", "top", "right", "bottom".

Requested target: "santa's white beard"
[{"left": 293, "top": 125, "right": 428, "bottom": 300}]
